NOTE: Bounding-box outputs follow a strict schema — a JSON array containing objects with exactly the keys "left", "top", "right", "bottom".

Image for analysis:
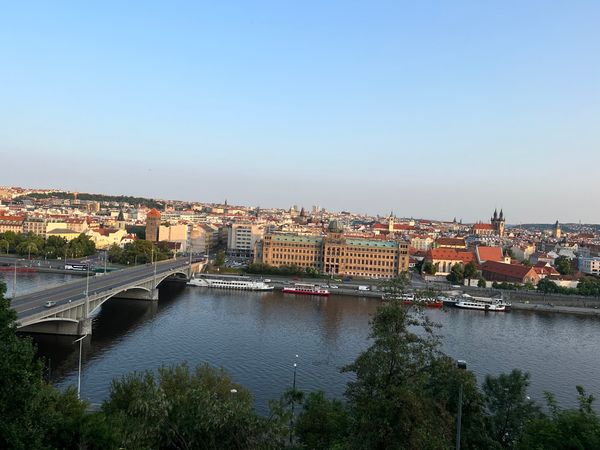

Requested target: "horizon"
[{"left": 1, "top": 2, "right": 598, "bottom": 222}]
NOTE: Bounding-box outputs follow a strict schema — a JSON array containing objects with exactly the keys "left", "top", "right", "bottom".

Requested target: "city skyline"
[{"left": 2, "top": 2, "right": 599, "bottom": 223}]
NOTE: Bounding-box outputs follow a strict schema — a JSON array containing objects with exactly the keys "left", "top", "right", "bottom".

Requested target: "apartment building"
[{"left": 227, "top": 223, "right": 263, "bottom": 258}]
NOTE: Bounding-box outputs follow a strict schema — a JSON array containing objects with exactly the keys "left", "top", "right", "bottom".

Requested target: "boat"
[
  {"left": 381, "top": 293, "right": 443, "bottom": 308},
  {"left": 455, "top": 296, "right": 510, "bottom": 312},
  {"left": 439, "top": 295, "right": 459, "bottom": 307},
  {"left": 187, "top": 276, "right": 274, "bottom": 291},
  {"left": 282, "top": 283, "right": 330, "bottom": 296}
]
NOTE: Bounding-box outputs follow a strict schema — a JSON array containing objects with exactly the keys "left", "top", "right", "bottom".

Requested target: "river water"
[{"left": 3, "top": 272, "right": 600, "bottom": 413}]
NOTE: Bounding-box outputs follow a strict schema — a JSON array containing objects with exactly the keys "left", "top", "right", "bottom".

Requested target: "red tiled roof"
[
  {"left": 436, "top": 237, "right": 465, "bottom": 247},
  {"left": 147, "top": 208, "right": 161, "bottom": 218},
  {"left": 473, "top": 223, "right": 494, "bottom": 230},
  {"left": 476, "top": 246, "right": 504, "bottom": 263},
  {"left": 480, "top": 261, "right": 535, "bottom": 278},
  {"left": 429, "top": 248, "right": 474, "bottom": 263}
]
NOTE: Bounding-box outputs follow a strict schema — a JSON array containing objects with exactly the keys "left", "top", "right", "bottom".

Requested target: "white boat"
[
  {"left": 455, "top": 297, "right": 509, "bottom": 311},
  {"left": 187, "top": 276, "right": 274, "bottom": 291}
]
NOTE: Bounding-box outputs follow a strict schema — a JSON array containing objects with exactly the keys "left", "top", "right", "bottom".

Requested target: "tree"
[
  {"left": 44, "top": 235, "right": 68, "bottom": 259},
  {"left": 537, "top": 278, "right": 560, "bottom": 294},
  {"left": 103, "top": 362, "right": 280, "bottom": 449},
  {"left": 0, "top": 282, "right": 97, "bottom": 449},
  {"left": 464, "top": 261, "right": 478, "bottom": 286},
  {"left": 342, "top": 301, "right": 453, "bottom": 449},
  {"left": 422, "top": 260, "right": 436, "bottom": 275},
  {"left": 108, "top": 243, "right": 124, "bottom": 264},
  {"left": 295, "top": 391, "right": 349, "bottom": 449},
  {"left": 478, "top": 278, "right": 487, "bottom": 288},
  {"left": 68, "top": 233, "right": 96, "bottom": 258},
  {"left": 518, "top": 387, "right": 600, "bottom": 450},
  {"left": 380, "top": 272, "right": 410, "bottom": 297},
  {"left": 482, "top": 369, "right": 541, "bottom": 448},
  {"left": 447, "top": 263, "right": 465, "bottom": 285},
  {"left": 554, "top": 256, "right": 572, "bottom": 276},
  {"left": 214, "top": 250, "right": 226, "bottom": 267}
]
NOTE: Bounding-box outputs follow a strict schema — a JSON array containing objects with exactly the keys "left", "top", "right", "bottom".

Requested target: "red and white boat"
[{"left": 282, "top": 283, "right": 330, "bottom": 297}]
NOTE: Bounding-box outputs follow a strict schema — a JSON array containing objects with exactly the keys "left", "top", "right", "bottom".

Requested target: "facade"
[
  {"left": 0, "top": 215, "right": 24, "bottom": 233},
  {"left": 227, "top": 223, "right": 262, "bottom": 258},
  {"left": 425, "top": 248, "right": 475, "bottom": 275},
  {"left": 23, "top": 217, "right": 46, "bottom": 236},
  {"left": 46, "top": 228, "right": 80, "bottom": 242},
  {"left": 480, "top": 260, "right": 540, "bottom": 285},
  {"left": 410, "top": 235, "right": 434, "bottom": 251},
  {"left": 159, "top": 223, "right": 189, "bottom": 251},
  {"left": 434, "top": 237, "right": 466, "bottom": 249},
  {"left": 259, "top": 223, "right": 409, "bottom": 279},
  {"left": 554, "top": 220, "right": 561, "bottom": 239},
  {"left": 145, "top": 208, "right": 161, "bottom": 242},
  {"left": 472, "top": 209, "right": 506, "bottom": 237},
  {"left": 579, "top": 256, "right": 600, "bottom": 275}
]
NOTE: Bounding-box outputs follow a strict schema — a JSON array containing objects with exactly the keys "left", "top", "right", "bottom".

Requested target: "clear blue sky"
[{"left": 1, "top": 1, "right": 598, "bottom": 223}]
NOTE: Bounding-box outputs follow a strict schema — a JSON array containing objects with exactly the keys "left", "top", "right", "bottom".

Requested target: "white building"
[
  {"left": 227, "top": 223, "right": 263, "bottom": 259},
  {"left": 579, "top": 257, "right": 600, "bottom": 275}
]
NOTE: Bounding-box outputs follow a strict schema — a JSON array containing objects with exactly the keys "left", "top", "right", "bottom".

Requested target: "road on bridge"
[{"left": 11, "top": 259, "right": 196, "bottom": 322}]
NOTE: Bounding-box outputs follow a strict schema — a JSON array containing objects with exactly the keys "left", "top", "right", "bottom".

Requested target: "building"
[
  {"left": 480, "top": 260, "right": 540, "bottom": 285},
  {"left": 434, "top": 237, "right": 466, "bottom": 249},
  {"left": 472, "top": 209, "right": 506, "bottom": 237},
  {"left": 425, "top": 248, "right": 475, "bottom": 275},
  {"left": 227, "top": 223, "right": 263, "bottom": 259},
  {"left": 475, "top": 246, "right": 507, "bottom": 264},
  {"left": 159, "top": 223, "right": 189, "bottom": 251},
  {"left": 145, "top": 208, "right": 161, "bottom": 242},
  {"left": 259, "top": 221, "right": 409, "bottom": 279},
  {"left": 410, "top": 235, "right": 434, "bottom": 251},
  {"left": 554, "top": 220, "right": 561, "bottom": 239},
  {"left": 579, "top": 256, "right": 600, "bottom": 275},
  {"left": 0, "top": 215, "right": 24, "bottom": 233},
  {"left": 46, "top": 228, "right": 80, "bottom": 242}
]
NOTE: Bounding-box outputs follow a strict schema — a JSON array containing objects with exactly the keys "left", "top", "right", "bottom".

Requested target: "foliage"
[
  {"left": 536, "top": 276, "right": 600, "bottom": 297},
  {"left": 482, "top": 369, "right": 542, "bottom": 448},
  {"left": 0, "top": 231, "right": 95, "bottom": 259},
  {"left": 108, "top": 240, "right": 170, "bottom": 265},
  {"left": 518, "top": 387, "right": 600, "bottom": 450},
  {"left": 492, "top": 281, "right": 520, "bottom": 291},
  {"left": 554, "top": 256, "right": 573, "bottom": 276},
  {"left": 380, "top": 272, "right": 410, "bottom": 297},
  {"left": 447, "top": 263, "right": 465, "bottom": 285},
  {"left": 103, "top": 362, "right": 283, "bottom": 449},
  {"left": 422, "top": 260, "right": 436, "bottom": 275},
  {"left": 464, "top": 261, "right": 479, "bottom": 283},
  {"left": 341, "top": 300, "right": 454, "bottom": 449},
  {"left": 67, "top": 233, "right": 96, "bottom": 258},
  {"left": 295, "top": 391, "right": 349, "bottom": 450},
  {"left": 478, "top": 278, "right": 487, "bottom": 288},
  {"left": 19, "top": 191, "right": 162, "bottom": 209},
  {"left": 214, "top": 250, "right": 226, "bottom": 267}
]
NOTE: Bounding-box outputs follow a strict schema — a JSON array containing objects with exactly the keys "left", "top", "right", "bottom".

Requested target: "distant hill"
[{"left": 16, "top": 191, "right": 163, "bottom": 209}]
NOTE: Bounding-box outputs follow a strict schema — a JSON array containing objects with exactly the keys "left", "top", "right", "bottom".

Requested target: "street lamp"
[
  {"left": 73, "top": 334, "right": 88, "bottom": 399},
  {"left": 456, "top": 359, "right": 467, "bottom": 450},
  {"left": 289, "top": 354, "right": 299, "bottom": 444}
]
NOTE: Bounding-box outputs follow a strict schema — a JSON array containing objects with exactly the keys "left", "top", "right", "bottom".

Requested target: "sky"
[{"left": 1, "top": 1, "right": 599, "bottom": 223}]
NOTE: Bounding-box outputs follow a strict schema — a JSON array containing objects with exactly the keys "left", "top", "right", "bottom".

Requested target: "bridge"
[{"left": 11, "top": 258, "right": 204, "bottom": 336}]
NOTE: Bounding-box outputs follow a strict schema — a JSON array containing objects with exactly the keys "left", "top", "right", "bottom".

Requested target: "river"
[{"left": 3, "top": 272, "right": 600, "bottom": 413}]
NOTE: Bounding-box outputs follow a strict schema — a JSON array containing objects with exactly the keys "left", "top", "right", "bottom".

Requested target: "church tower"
[
  {"left": 145, "top": 208, "right": 161, "bottom": 242},
  {"left": 388, "top": 211, "right": 395, "bottom": 233},
  {"left": 554, "top": 220, "right": 561, "bottom": 239},
  {"left": 491, "top": 208, "right": 506, "bottom": 237}
]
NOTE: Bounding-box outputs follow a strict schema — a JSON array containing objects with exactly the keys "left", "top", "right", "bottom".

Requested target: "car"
[
  {"left": 44, "top": 301, "right": 57, "bottom": 308},
  {"left": 329, "top": 285, "right": 339, "bottom": 289},
  {"left": 263, "top": 279, "right": 271, "bottom": 283}
]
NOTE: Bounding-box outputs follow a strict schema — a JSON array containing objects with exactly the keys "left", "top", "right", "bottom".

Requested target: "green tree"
[
  {"left": 103, "top": 362, "right": 280, "bottom": 449},
  {"left": 447, "top": 263, "right": 465, "bottom": 285},
  {"left": 518, "top": 387, "right": 600, "bottom": 450},
  {"left": 464, "top": 261, "right": 478, "bottom": 286},
  {"left": 68, "top": 233, "right": 96, "bottom": 258},
  {"left": 342, "top": 301, "right": 453, "bottom": 449},
  {"left": 44, "top": 235, "right": 68, "bottom": 259},
  {"left": 554, "top": 256, "right": 572, "bottom": 276},
  {"left": 380, "top": 272, "right": 410, "bottom": 297},
  {"left": 295, "top": 391, "right": 349, "bottom": 449},
  {"left": 0, "top": 282, "right": 98, "bottom": 449},
  {"left": 214, "top": 250, "right": 226, "bottom": 267},
  {"left": 422, "top": 260, "right": 436, "bottom": 275},
  {"left": 537, "top": 278, "right": 560, "bottom": 294},
  {"left": 478, "top": 278, "right": 487, "bottom": 288},
  {"left": 108, "top": 243, "right": 124, "bottom": 264},
  {"left": 482, "top": 369, "right": 541, "bottom": 448}
]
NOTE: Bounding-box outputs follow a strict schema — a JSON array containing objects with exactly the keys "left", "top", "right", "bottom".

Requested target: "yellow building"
[
  {"left": 46, "top": 228, "right": 80, "bottom": 242},
  {"left": 259, "top": 222, "right": 409, "bottom": 279}
]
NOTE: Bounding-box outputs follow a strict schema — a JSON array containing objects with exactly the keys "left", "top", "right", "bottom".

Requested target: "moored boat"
[
  {"left": 382, "top": 293, "right": 443, "bottom": 308},
  {"left": 187, "top": 275, "right": 274, "bottom": 291},
  {"left": 282, "top": 283, "right": 330, "bottom": 296},
  {"left": 455, "top": 297, "right": 509, "bottom": 311}
]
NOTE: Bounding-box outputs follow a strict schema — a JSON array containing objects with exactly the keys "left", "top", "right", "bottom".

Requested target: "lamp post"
[
  {"left": 456, "top": 359, "right": 467, "bottom": 450},
  {"left": 104, "top": 249, "right": 107, "bottom": 274},
  {"left": 12, "top": 257, "right": 17, "bottom": 298},
  {"left": 73, "top": 334, "right": 87, "bottom": 399},
  {"left": 85, "top": 264, "right": 90, "bottom": 318},
  {"left": 289, "top": 354, "right": 299, "bottom": 445}
]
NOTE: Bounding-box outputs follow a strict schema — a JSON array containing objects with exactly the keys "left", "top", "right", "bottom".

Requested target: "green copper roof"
[
  {"left": 272, "top": 234, "right": 323, "bottom": 244},
  {"left": 345, "top": 239, "right": 398, "bottom": 248}
]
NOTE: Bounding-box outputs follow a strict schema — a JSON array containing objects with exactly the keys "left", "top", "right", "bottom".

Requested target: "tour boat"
[
  {"left": 455, "top": 297, "right": 509, "bottom": 312},
  {"left": 282, "top": 283, "right": 330, "bottom": 297},
  {"left": 187, "top": 276, "right": 274, "bottom": 291},
  {"left": 381, "top": 293, "right": 443, "bottom": 308}
]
